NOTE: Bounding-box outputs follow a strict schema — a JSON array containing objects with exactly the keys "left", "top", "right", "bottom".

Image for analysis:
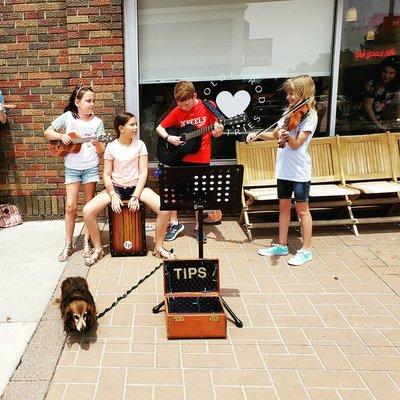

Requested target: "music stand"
[
  {"left": 158, "top": 164, "right": 244, "bottom": 258},
  {"left": 153, "top": 164, "right": 244, "bottom": 328}
]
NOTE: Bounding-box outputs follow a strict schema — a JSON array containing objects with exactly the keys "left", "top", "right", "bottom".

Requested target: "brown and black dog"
[{"left": 59, "top": 277, "right": 97, "bottom": 333}]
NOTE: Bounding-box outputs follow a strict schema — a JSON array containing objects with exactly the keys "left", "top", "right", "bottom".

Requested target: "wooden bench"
[
  {"left": 389, "top": 132, "right": 400, "bottom": 179},
  {"left": 236, "top": 137, "right": 360, "bottom": 241},
  {"left": 337, "top": 132, "right": 400, "bottom": 225}
]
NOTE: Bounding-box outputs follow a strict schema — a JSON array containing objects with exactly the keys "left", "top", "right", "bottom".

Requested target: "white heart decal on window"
[{"left": 216, "top": 90, "right": 251, "bottom": 118}]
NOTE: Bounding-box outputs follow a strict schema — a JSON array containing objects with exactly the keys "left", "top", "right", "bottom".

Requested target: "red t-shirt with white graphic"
[{"left": 160, "top": 99, "right": 217, "bottom": 164}]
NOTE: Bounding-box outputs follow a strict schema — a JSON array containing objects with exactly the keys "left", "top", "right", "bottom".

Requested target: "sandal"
[
  {"left": 152, "top": 247, "right": 176, "bottom": 260},
  {"left": 83, "top": 239, "right": 92, "bottom": 258},
  {"left": 58, "top": 242, "right": 74, "bottom": 262},
  {"left": 85, "top": 248, "right": 104, "bottom": 266}
]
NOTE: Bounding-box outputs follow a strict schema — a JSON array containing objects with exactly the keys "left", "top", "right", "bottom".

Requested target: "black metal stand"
[{"left": 152, "top": 164, "right": 244, "bottom": 328}]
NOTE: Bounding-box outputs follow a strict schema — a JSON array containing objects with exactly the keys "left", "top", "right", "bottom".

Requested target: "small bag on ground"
[{"left": 0, "top": 204, "right": 23, "bottom": 228}]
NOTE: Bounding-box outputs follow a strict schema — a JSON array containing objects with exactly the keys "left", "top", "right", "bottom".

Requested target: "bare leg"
[
  {"left": 169, "top": 210, "right": 179, "bottom": 225},
  {"left": 65, "top": 182, "right": 81, "bottom": 244},
  {"left": 139, "top": 188, "right": 169, "bottom": 251},
  {"left": 83, "top": 190, "right": 111, "bottom": 251},
  {"left": 278, "top": 199, "right": 291, "bottom": 245},
  {"left": 295, "top": 201, "right": 312, "bottom": 250},
  {"left": 82, "top": 182, "right": 97, "bottom": 243}
]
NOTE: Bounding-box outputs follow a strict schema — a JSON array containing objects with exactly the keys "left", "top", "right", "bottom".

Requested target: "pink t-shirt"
[{"left": 104, "top": 138, "right": 148, "bottom": 187}]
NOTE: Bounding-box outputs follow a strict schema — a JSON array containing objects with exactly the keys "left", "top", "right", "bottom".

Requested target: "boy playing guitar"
[{"left": 156, "top": 80, "right": 224, "bottom": 243}]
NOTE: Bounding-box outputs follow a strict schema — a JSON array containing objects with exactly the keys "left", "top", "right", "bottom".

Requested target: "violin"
[
  {"left": 248, "top": 97, "right": 310, "bottom": 143},
  {"left": 278, "top": 103, "right": 309, "bottom": 148}
]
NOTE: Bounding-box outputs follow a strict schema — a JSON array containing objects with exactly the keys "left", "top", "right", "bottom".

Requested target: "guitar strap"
[
  {"left": 202, "top": 99, "right": 226, "bottom": 121},
  {"left": 202, "top": 99, "right": 225, "bottom": 221}
]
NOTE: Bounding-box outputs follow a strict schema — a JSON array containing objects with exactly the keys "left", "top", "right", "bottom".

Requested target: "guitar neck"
[
  {"left": 184, "top": 123, "right": 220, "bottom": 140},
  {"left": 71, "top": 136, "right": 96, "bottom": 144}
]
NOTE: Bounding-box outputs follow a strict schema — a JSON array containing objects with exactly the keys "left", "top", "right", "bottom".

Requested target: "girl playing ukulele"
[
  {"left": 246, "top": 75, "right": 317, "bottom": 266},
  {"left": 83, "top": 112, "right": 175, "bottom": 266},
  {"left": 44, "top": 85, "right": 105, "bottom": 262}
]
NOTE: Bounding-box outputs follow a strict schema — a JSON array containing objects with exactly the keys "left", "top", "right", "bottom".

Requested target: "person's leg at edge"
[
  {"left": 64, "top": 182, "right": 80, "bottom": 243},
  {"left": 287, "top": 181, "right": 313, "bottom": 266},
  {"left": 82, "top": 182, "right": 97, "bottom": 237},
  {"left": 82, "top": 190, "right": 110, "bottom": 264},
  {"left": 257, "top": 180, "right": 291, "bottom": 256},
  {"left": 140, "top": 188, "right": 173, "bottom": 258},
  {"left": 169, "top": 210, "right": 179, "bottom": 225},
  {"left": 58, "top": 182, "right": 80, "bottom": 261},
  {"left": 278, "top": 198, "right": 291, "bottom": 246},
  {"left": 82, "top": 181, "right": 97, "bottom": 255},
  {"left": 295, "top": 201, "right": 312, "bottom": 250}
]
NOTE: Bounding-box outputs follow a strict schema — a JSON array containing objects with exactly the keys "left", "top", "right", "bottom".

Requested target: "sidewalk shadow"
[{"left": 65, "top": 321, "right": 98, "bottom": 349}]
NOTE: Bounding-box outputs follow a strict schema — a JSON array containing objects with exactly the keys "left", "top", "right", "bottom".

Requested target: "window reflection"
[
  {"left": 337, "top": 0, "right": 400, "bottom": 134},
  {"left": 138, "top": 0, "right": 334, "bottom": 160}
]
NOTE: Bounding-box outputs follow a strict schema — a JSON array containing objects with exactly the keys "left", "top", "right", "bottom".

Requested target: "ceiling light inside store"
[
  {"left": 345, "top": 6, "right": 358, "bottom": 22},
  {"left": 365, "top": 30, "right": 375, "bottom": 41}
]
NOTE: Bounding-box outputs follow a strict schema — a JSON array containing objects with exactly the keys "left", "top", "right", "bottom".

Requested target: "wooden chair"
[
  {"left": 308, "top": 136, "right": 360, "bottom": 234},
  {"left": 236, "top": 140, "right": 277, "bottom": 241},
  {"left": 236, "top": 137, "right": 360, "bottom": 241},
  {"left": 337, "top": 133, "right": 400, "bottom": 225},
  {"left": 389, "top": 132, "right": 400, "bottom": 179}
]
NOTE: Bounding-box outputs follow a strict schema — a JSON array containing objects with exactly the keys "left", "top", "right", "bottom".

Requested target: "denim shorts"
[
  {"left": 277, "top": 179, "right": 310, "bottom": 202},
  {"left": 65, "top": 165, "right": 100, "bottom": 185}
]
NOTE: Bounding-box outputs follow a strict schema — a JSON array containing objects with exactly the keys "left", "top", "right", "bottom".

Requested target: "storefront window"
[
  {"left": 138, "top": 0, "right": 334, "bottom": 161},
  {"left": 336, "top": 0, "right": 400, "bottom": 135}
]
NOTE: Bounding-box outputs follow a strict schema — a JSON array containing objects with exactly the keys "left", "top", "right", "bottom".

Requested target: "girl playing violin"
[
  {"left": 246, "top": 75, "right": 317, "bottom": 266},
  {"left": 44, "top": 85, "right": 106, "bottom": 262},
  {"left": 83, "top": 112, "right": 175, "bottom": 266}
]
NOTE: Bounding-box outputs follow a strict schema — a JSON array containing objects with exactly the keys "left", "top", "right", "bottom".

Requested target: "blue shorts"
[
  {"left": 114, "top": 185, "right": 137, "bottom": 200},
  {"left": 65, "top": 166, "right": 100, "bottom": 185},
  {"left": 277, "top": 179, "right": 310, "bottom": 202}
]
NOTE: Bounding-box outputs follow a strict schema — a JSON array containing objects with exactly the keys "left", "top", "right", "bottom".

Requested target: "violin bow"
[{"left": 248, "top": 97, "right": 310, "bottom": 143}]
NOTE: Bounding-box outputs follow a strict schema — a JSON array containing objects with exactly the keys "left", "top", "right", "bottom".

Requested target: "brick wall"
[{"left": 0, "top": 0, "right": 125, "bottom": 220}]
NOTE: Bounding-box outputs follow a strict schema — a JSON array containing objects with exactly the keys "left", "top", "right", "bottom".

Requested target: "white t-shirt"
[
  {"left": 275, "top": 109, "right": 318, "bottom": 182},
  {"left": 50, "top": 111, "right": 105, "bottom": 170},
  {"left": 104, "top": 138, "right": 148, "bottom": 188}
]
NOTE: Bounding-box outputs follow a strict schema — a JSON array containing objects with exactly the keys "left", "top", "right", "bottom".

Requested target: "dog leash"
[{"left": 97, "top": 261, "right": 163, "bottom": 319}]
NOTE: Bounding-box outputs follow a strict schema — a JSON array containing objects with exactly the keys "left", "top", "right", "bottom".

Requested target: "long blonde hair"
[{"left": 283, "top": 75, "right": 316, "bottom": 110}]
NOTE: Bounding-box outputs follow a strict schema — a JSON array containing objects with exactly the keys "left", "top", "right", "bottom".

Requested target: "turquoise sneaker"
[
  {"left": 258, "top": 244, "right": 289, "bottom": 256},
  {"left": 288, "top": 249, "right": 313, "bottom": 266}
]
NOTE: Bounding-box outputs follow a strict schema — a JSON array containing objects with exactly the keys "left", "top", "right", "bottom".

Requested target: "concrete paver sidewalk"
[
  {"left": 0, "top": 221, "right": 84, "bottom": 397},
  {"left": 5, "top": 221, "right": 400, "bottom": 400}
]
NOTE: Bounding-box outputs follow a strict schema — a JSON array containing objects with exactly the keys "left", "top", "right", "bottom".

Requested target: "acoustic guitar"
[
  {"left": 157, "top": 114, "right": 246, "bottom": 166},
  {"left": 48, "top": 132, "right": 113, "bottom": 157}
]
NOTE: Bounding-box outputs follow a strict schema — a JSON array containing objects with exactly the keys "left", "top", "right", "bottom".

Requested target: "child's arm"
[
  {"left": 156, "top": 123, "right": 183, "bottom": 146},
  {"left": 103, "top": 159, "right": 123, "bottom": 213},
  {"left": 284, "top": 130, "right": 311, "bottom": 150},
  {"left": 133, "top": 154, "right": 148, "bottom": 198},
  {"left": 128, "top": 154, "right": 148, "bottom": 212},
  {"left": 44, "top": 114, "right": 72, "bottom": 144},
  {"left": 246, "top": 126, "right": 279, "bottom": 142},
  {"left": 92, "top": 121, "right": 106, "bottom": 155},
  {"left": 0, "top": 104, "right": 6, "bottom": 124}
]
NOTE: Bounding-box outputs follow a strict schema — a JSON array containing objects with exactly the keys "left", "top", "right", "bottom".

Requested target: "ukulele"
[
  {"left": 48, "top": 132, "right": 113, "bottom": 157},
  {"left": 157, "top": 114, "right": 246, "bottom": 166}
]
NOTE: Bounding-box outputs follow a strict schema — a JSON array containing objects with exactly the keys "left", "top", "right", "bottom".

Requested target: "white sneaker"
[{"left": 288, "top": 249, "right": 313, "bottom": 266}]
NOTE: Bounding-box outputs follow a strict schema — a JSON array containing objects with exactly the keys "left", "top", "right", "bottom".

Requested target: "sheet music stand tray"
[
  {"left": 153, "top": 164, "right": 244, "bottom": 328},
  {"left": 158, "top": 164, "right": 244, "bottom": 258}
]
